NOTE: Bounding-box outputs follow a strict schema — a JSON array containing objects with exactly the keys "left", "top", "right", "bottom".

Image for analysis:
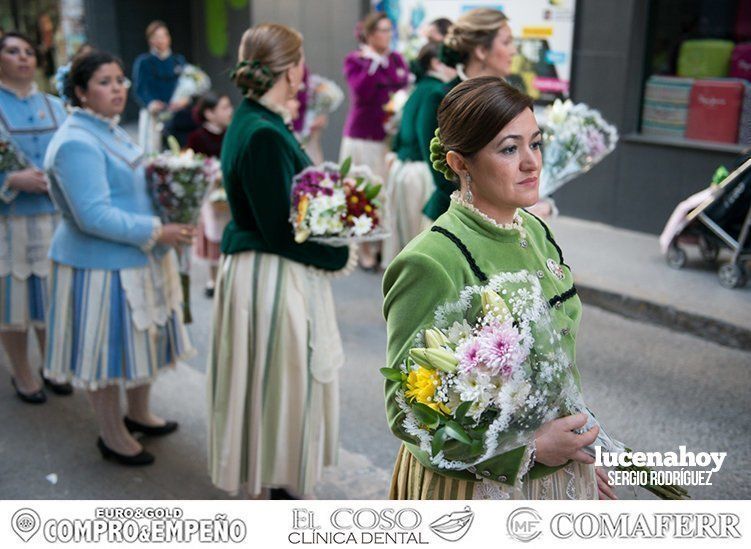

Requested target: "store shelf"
[{"left": 623, "top": 133, "right": 748, "bottom": 154}]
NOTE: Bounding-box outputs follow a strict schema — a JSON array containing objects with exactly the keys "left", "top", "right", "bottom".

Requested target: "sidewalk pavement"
[{"left": 549, "top": 216, "right": 751, "bottom": 351}]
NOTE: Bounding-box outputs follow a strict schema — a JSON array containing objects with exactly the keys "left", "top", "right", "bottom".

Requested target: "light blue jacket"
[
  {"left": 44, "top": 109, "right": 161, "bottom": 270},
  {"left": 0, "top": 83, "right": 66, "bottom": 216}
]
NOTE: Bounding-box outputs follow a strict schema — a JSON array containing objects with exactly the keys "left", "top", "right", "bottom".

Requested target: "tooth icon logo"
[
  {"left": 430, "top": 506, "right": 475, "bottom": 542},
  {"left": 11, "top": 508, "right": 41, "bottom": 542}
]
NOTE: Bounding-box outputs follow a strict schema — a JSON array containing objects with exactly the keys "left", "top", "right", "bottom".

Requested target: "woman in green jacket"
[
  {"left": 381, "top": 42, "right": 455, "bottom": 268},
  {"left": 207, "top": 24, "right": 353, "bottom": 499},
  {"left": 383, "top": 77, "right": 616, "bottom": 500},
  {"left": 423, "top": 8, "right": 518, "bottom": 221}
]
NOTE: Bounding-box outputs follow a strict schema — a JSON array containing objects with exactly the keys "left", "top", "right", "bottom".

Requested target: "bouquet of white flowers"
[{"left": 539, "top": 99, "right": 619, "bottom": 197}]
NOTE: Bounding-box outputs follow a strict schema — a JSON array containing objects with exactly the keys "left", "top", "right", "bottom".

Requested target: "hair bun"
[
  {"left": 438, "top": 42, "right": 463, "bottom": 68},
  {"left": 429, "top": 129, "right": 456, "bottom": 181},
  {"left": 231, "top": 59, "right": 277, "bottom": 98}
]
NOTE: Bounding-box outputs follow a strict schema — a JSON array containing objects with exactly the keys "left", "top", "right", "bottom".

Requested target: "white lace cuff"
[
  {"left": 0, "top": 176, "right": 19, "bottom": 204},
  {"left": 141, "top": 217, "right": 163, "bottom": 252},
  {"left": 307, "top": 244, "right": 359, "bottom": 279},
  {"left": 518, "top": 440, "right": 537, "bottom": 479}
]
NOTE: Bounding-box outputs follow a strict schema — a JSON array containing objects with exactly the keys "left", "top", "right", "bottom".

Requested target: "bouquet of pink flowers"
[
  {"left": 290, "top": 157, "right": 387, "bottom": 246},
  {"left": 382, "top": 273, "right": 688, "bottom": 499},
  {"left": 145, "top": 137, "right": 220, "bottom": 225}
]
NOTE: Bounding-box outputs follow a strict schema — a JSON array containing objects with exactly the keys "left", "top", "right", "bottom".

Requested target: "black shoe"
[
  {"left": 124, "top": 416, "right": 179, "bottom": 437},
  {"left": 41, "top": 372, "right": 74, "bottom": 396},
  {"left": 270, "top": 488, "right": 299, "bottom": 500},
  {"left": 204, "top": 286, "right": 215, "bottom": 298},
  {"left": 97, "top": 437, "right": 154, "bottom": 466},
  {"left": 11, "top": 378, "right": 46, "bottom": 404}
]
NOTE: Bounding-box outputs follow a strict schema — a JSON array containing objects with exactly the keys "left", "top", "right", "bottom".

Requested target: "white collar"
[
  {"left": 203, "top": 122, "right": 223, "bottom": 135},
  {"left": 360, "top": 45, "right": 390, "bottom": 75},
  {"left": 150, "top": 48, "right": 172, "bottom": 60},
  {"left": 450, "top": 191, "right": 526, "bottom": 238},
  {"left": 455, "top": 64, "right": 469, "bottom": 82},
  {"left": 257, "top": 96, "right": 293, "bottom": 125},
  {"left": 70, "top": 106, "right": 121, "bottom": 129},
  {"left": 0, "top": 80, "right": 39, "bottom": 99}
]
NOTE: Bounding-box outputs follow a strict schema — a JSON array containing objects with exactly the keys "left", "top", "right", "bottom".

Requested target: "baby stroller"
[{"left": 665, "top": 156, "right": 751, "bottom": 288}]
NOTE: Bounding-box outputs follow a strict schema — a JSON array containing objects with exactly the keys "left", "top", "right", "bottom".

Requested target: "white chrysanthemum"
[
  {"left": 309, "top": 213, "right": 329, "bottom": 235},
  {"left": 327, "top": 216, "right": 344, "bottom": 234},
  {"left": 352, "top": 214, "right": 373, "bottom": 236},
  {"left": 169, "top": 183, "right": 185, "bottom": 198},
  {"left": 331, "top": 189, "right": 346, "bottom": 207}
]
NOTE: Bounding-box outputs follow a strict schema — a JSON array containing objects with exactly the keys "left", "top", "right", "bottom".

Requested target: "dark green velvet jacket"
[
  {"left": 383, "top": 198, "right": 580, "bottom": 485},
  {"left": 422, "top": 76, "right": 461, "bottom": 221},
  {"left": 220, "top": 98, "right": 348, "bottom": 271}
]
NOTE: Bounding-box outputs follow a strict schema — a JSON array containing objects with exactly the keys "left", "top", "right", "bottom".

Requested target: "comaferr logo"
[
  {"left": 738, "top": 59, "right": 751, "bottom": 71},
  {"left": 697, "top": 94, "right": 728, "bottom": 108}
]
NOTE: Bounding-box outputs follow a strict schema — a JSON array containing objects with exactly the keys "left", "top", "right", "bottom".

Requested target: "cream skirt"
[
  {"left": 380, "top": 159, "right": 433, "bottom": 268},
  {"left": 207, "top": 251, "right": 344, "bottom": 497},
  {"left": 389, "top": 444, "right": 598, "bottom": 500},
  {"left": 0, "top": 213, "right": 57, "bottom": 330}
]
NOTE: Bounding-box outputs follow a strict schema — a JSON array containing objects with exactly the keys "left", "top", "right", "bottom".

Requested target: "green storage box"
[{"left": 677, "top": 39, "right": 734, "bottom": 78}]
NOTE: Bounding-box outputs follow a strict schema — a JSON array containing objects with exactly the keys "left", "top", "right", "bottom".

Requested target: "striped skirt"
[
  {"left": 0, "top": 213, "right": 57, "bottom": 330},
  {"left": 207, "top": 251, "right": 344, "bottom": 497},
  {"left": 380, "top": 159, "right": 433, "bottom": 268},
  {"left": 389, "top": 445, "right": 598, "bottom": 500},
  {"left": 44, "top": 251, "right": 194, "bottom": 390}
]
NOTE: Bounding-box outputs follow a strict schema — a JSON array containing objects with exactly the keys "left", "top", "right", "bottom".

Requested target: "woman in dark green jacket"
[
  {"left": 207, "top": 24, "right": 353, "bottom": 499},
  {"left": 384, "top": 78, "right": 615, "bottom": 500},
  {"left": 423, "top": 8, "right": 518, "bottom": 221},
  {"left": 381, "top": 42, "right": 456, "bottom": 268}
]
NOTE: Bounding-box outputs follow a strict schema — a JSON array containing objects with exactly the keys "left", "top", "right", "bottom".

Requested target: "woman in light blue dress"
[
  {"left": 44, "top": 51, "right": 195, "bottom": 466},
  {"left": 0, "top": 32, "right": 69, "bottom": 403}
]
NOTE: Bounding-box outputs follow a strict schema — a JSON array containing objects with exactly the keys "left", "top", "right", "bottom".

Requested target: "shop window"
[{"left": 639, "top": 0, "right": 750, "bottom": 149}]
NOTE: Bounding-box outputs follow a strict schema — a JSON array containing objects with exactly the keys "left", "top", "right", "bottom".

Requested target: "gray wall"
[
  {"left": 554, "top": 0, "right": 743, "bottom": 234},
  {"left": 189, "top": 0, "right": 251, "bottom": 106},
  {"left": 251, "top": 0, "right": 366, "bottom": 161}
]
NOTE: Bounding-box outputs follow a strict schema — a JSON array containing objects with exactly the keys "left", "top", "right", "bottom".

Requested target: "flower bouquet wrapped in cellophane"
[
  {"left": 145, "top": 136, "right": 221, "bottom": 322},
  {"left": 539, "top": 99, "right": 619, "bottom": 198},
  {"left": 381, "top": 272, "right": 688, "bottom": 499},
  {"left": 290, "top": 157, "right": 389, "bottom": 247}
]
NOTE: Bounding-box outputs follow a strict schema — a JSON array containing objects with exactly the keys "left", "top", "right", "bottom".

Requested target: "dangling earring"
[{"left": 464, "top": 173, "right": 473, "bottom": 204}]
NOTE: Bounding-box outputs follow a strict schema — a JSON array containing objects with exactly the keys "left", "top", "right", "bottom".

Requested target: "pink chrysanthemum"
[
  {"left": 476, "top": 318, "right": 527, "bottom": 377},
  {"left": 456, "top": 339, "right": 481, "bottom": 372}
]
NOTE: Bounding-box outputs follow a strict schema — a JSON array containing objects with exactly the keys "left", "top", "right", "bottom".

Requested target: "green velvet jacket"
[
  {"left": 422, "top": 76, "right": 461, "bottom": 221},
  {"left": 390, "top": 74, "right": 458, "bottom": 221},
  {"left": 220, "top": 98, "right": 348, "bottom": 271},
  {"left": 382, "top": 197, "right": 582, "bottom": 485}
]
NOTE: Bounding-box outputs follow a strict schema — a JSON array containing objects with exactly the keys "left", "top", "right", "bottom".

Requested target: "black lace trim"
[
  {"left": 549, "top": 285, "right": 578, "bottom": 308},
  {"left": 430, "top": 226, "right": 488, "bottom": 282},
  {"left": 523, "top": 209, "right": 569, "bottom": 269}
]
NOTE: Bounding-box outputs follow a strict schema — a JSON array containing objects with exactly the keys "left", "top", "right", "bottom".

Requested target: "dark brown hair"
[
  {"left": 437, "top": 77, "right": 533, "bottom": 180},
  {"left": 430, "top": 18, "right": 452, "bottom": 38},
  {"left": 0, "top": 31, "right": 38, "bottom": 57},
  {"left": 65, "top": 50, "right": 124, "bottom": 108},
  {"left": 145, "top": 20, "right": 168, "bottom": 41}
]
